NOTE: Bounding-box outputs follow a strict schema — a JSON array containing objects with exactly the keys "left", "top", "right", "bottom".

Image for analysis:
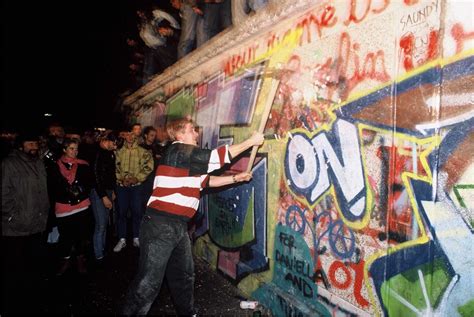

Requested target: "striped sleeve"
[
  {"left": 207, "top": 145, "right": 230, "bottom": 173},
  {"left": 200, "top": 174, "right": 210, "bottom": 189}
]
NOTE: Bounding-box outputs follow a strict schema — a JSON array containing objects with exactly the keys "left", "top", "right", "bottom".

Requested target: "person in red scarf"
[{"left": 51, "top": 138, "right": 94, "bottom": 275}]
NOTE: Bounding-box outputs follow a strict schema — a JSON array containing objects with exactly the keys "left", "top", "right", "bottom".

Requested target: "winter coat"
[{"left": 1, "top": 150, "right": 49, "bottom": 236}]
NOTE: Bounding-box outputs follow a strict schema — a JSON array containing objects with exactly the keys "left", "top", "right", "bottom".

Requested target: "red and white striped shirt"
[{"left": 147, "top": 143, "right": 230, "bottom": 220}]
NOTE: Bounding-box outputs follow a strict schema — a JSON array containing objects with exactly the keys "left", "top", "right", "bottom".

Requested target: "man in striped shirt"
[{"left": 122, "top": 118, "right": 264, "bottom": 316}]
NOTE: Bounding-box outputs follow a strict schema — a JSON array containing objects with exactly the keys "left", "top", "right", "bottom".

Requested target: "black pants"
[
  {"left": 56, "top": 208, "right": 92, "bottom": 258},
  {"left": 122, "top": 211, "right": 195, "bottom": 316},
  {"left": 2, "top": 232, "right": 48, "bottom": 314},
  {"left": 143, "top": 45, "right": 177, "bottom": 83}
]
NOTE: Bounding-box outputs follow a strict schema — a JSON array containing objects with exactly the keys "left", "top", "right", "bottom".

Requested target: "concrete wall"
[{"left": 126, "top": 1, "right": 474, "bottom": 316}]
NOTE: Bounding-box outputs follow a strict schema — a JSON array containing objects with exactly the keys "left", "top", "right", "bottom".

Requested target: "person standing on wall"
[
  {"left": 121, "top": 117, "right": 264, "bottom": 316},
  {"left": 137, "top": 7, "right": 181, "bottom": 83},
  {"left": 175, "top": 0, "right": 205, "bottom": 59},
  {"left": 199, "top": 0, "right": 232, "bottom": 43}
]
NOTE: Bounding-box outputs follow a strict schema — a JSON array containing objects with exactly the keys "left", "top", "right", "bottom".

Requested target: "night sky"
[{"left": 2, "top": 1, "right": 140, "bottom": 133}]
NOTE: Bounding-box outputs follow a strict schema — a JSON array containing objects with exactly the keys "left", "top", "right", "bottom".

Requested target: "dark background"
[{"left": 2, "top": 1, "right": 143, "bottom": 133}]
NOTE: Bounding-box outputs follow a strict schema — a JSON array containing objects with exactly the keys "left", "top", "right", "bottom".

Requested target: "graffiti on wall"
[
  {"left": 253, "top": 54, "right": 473, "bottom": 316},
  {"left": 132, "top": 0, "right": 474, "bottom": 316}
]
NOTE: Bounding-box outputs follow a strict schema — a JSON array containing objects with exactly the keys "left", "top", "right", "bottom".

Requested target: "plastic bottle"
[{"left": 240, "top": 301, "right": 259, "bottom": 309}]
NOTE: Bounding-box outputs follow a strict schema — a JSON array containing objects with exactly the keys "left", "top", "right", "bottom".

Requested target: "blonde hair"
[{"left": 166, "top": 118, "right": 193, "bottom": 141}]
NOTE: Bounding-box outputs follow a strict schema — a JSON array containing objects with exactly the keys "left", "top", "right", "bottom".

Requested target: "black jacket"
[
  {"left": 51, "top": 162, "right": 94, "bottom": 206},
  {"left": 1, "top": 150, "right": 49, "bottom": 236},
  {"left": 160, "top": 142, "right": 215, "bottom": 176},
  {"left": 93, "top": 148, "right": 116, "bottom": 198}
]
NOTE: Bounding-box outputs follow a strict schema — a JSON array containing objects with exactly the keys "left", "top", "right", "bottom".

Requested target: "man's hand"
[
  {"left": 234, "top": 172, "right": 253, "bottom": 182},
  {"left": 249, "top": 132, "right": 264, "bottom": 147},
  {"left": 228, "top": 132, "right": 265, "bottom": 159},
  {"left": 123, "top": 175, "right": 138, "bottom": 186},
  {"left": 102, "top": 196, "right": 113, "bottom": 209},
  {"left": 128, "top": 176, "right": 139, "bottom": 185},
  {"left": 122, "top": 178, "right": 131, "bottom": 187}
]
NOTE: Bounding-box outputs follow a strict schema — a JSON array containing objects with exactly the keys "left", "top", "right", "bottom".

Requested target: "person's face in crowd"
[
  {"left": 126, "top": 38, "right": 137, "bottom": 47},
  {"left": 136, "top": 10, "right": 146, "bottom": 21},
  {"left": 132, "top": 125, "right": 142, "bottom": 137},
  {"left": 178, "top": 123, "right": 199, "bottom": 146},
  {"left": 49, "top": 126, "right": 65, "bottom": 139},
  {"left": 82, "top": 133, "right": 96, "bottom": 145},
  {"left": 125, "top": 132, "right": 136, "bottom": 145},
  {"left": 64, "top": 143, "right": 79, "bottom": 159},
  {"left": 145, "top": 130, "right": 157, "bottom": 145},
  {"left": 21, "top": 141, "right": 39, "bottom": 158},
  {"left": 101, "top": 139, "right": 117, "bottom": 151},
  {"left": 38, "top": 136, "right": 48, "bottom": 150},
  {"left": 170, "top": 0, "right": 181, "bottom": 10},
  {"left": 119, "top": 131, "right": 129, "bottom": 139}
]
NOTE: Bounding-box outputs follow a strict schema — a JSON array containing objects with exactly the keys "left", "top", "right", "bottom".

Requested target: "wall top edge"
[{"left": 123, "top": 0, "right": 315, "bottom": 108}]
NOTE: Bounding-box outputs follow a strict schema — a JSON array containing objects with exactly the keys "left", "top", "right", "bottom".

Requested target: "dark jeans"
[
  {"left": 116, "top": 184, "right": 144, "bottom": 240},
  {"left": 122, "top": 212, "right": 195, "bottom": 316},
  {"left": 178, "top": 3, "right": 205, "bottom": 59},
  {"left": 90, "top": 189, "right": 113, "bottom": 259}
]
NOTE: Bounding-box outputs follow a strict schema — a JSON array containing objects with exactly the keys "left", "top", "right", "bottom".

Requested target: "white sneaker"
[
  {"left": 133, "top": 237, "right": 140, "bottom": 248},
  {"left": 113, "top": 238, "right": 126, "bottom": 252}
]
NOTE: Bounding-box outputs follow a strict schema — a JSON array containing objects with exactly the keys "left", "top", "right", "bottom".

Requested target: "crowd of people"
[
  {"left": 126, "top": 0, "right": 269, "bottom": 88},
  {"left": 1, "top": 122, "right": 163, "bottom": 313},
  {"left": 1, "top": 119, "right": 264, "bottom": 315}
]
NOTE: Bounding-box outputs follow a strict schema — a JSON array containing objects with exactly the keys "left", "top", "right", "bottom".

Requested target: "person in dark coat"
[
  {"left": 90, "top": 131, "right": 118, "bottom": 262},
  {"left": 1, "top": 131, "right": 50, "bottom": 314}
]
